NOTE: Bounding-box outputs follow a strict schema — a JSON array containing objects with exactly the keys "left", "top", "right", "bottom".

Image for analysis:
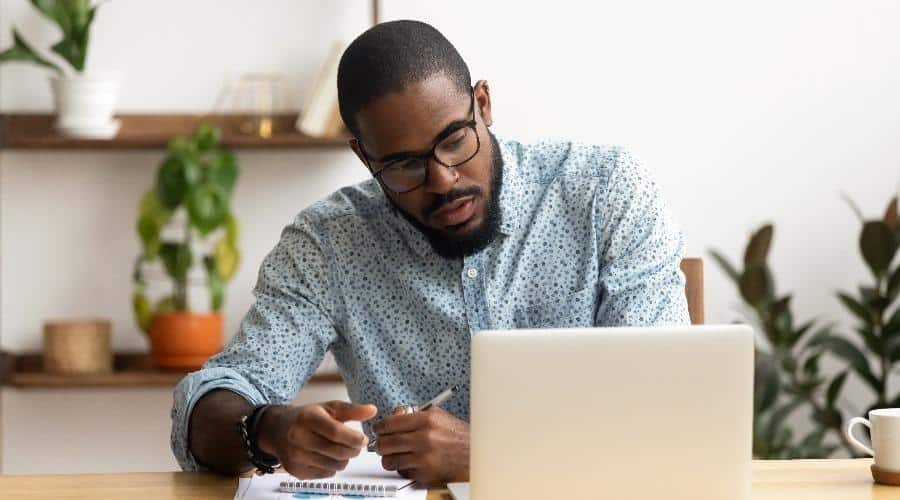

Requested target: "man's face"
[{"left": 350, "top": 75, "right": 499, "bottom": 258}]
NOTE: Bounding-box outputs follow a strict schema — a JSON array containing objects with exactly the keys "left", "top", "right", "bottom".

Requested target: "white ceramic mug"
[{"left": 845, "top": 408, "right": 900, "bottom": 471}]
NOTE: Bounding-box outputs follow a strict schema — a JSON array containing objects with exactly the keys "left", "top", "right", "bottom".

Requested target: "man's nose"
[{"left": 423, "top": 157, "right": 458, "bottom": 195}]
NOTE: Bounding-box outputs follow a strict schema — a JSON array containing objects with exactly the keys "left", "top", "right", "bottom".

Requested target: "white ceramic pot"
[{"left": 50, "top": 72, "right": 122, "bottom": 139}]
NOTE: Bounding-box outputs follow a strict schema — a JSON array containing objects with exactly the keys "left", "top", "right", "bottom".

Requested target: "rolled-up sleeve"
[
  {"left": 593, "top": 149, "right": 690, "bottom": 326},
  {"left": 170, "top": 214, "right": 341, "bottom": 471}
]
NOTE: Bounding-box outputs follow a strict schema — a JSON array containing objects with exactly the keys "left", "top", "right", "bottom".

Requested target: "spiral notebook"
[{"left": 234, "top": 452, "right": 425, "bottom": 499}]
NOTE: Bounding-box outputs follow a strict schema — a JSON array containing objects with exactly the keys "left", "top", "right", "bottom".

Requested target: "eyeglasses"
[{"left": 354, "top": 90, "right": 480, "bottom": 194}]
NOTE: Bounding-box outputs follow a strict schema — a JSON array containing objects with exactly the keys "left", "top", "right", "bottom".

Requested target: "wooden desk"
[{"left": 0, "top": 459, "right": 894, "bottom": 499}]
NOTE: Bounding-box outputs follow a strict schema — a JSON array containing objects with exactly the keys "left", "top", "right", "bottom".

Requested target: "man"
[{"left": 173, "top": 20, "right": 689, "bottom": 486}]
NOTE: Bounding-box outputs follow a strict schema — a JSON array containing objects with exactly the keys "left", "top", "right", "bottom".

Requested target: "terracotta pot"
[{"left": 149, "top": 312, "right": 222, "bottom": 369}]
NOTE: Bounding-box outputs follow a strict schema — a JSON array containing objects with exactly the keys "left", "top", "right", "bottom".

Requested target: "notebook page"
[
  {"left": 234, "top": 452, "right": 425, "bottom": 500},
  {"left": 321, "top": 451, "right": 415, "bottom": 487}
]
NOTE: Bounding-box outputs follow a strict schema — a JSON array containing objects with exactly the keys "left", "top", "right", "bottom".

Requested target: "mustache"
[{"left": 425, "top": 186, "right": 483, "bottom": 218}]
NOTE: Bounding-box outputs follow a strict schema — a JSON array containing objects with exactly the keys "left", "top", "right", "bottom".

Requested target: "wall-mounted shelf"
[
  {"left": 0, "top": 113, "right": 350, "bottom": 150},
  {"left": 0, "top": 351, "right": 342, "bottom": 388}
]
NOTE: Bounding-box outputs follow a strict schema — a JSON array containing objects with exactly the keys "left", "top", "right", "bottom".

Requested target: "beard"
[{"left": 389, "top": 130, "right": 504, "bottom": 259}]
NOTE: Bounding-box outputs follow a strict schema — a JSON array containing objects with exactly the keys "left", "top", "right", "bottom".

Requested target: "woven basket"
[{"left": 43, "top": 319, "right": 112, "bottom": 374}]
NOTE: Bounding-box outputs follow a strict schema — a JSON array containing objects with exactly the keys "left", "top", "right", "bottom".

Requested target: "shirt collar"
[
  {"left": 382, "top": 134, "right": 520, "bottom": 258},
  {"left": 496, "top": 136, "right": 521, "bottom": 237}
]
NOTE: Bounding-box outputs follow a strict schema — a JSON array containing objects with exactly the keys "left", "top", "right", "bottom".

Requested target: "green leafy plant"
[
  {"left": 710, "top": 225, "right": 853, "bottom": 458},
  {"left": 0, "top": 0, "right": 100, "bottom": 75},
  {"left": 132, "top": 125, "right": 241, "bottom": 333},
  {"left": 827, "top": 196, "right": 900, "bottom": 411}
]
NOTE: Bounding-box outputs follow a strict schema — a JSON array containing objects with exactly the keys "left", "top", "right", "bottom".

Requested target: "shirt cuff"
[{"left": 170, "top": 366, "right": 268, "bottom": 471}]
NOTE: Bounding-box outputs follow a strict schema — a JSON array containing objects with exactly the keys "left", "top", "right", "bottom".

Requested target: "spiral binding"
[{"left": 279, "top": 480, "right": 399, "bottom": 497}]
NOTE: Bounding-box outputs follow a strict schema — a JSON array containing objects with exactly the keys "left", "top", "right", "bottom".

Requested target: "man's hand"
[
  {"left": 258, "top": 401, "right": 377, "bottom": 479},
  {"left": 372, "top": 406, "right": 469, "bottom": 486}
]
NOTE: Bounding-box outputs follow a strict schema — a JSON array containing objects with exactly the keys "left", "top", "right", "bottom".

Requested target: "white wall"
[{"left": 2, "top": 0, "right": 900, "bottom": 472}]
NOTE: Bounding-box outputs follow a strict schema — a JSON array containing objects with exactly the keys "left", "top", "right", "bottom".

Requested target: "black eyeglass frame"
[{"left": 351, "top": 88, "right": 480, "bottom": 194}]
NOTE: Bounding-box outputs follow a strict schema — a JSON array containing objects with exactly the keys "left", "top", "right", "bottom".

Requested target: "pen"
[{"left": 367, "top": 385, "right": 460, "bottom": 451}]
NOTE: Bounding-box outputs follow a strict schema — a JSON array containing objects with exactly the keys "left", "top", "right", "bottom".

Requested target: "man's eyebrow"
[{"left": 374, "top": 118, "right": 470, "bottom": 163}]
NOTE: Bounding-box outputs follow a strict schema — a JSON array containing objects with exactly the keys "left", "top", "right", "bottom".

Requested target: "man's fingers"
[
  {"left": 307, "top": 408, "right": 369, "bottom": 448},
  {"left": 284, "top": 462, "right": 334, "bottom": 480},
  {"left": 304, "top": 431, "right": 365, "bottom": 461},
  {"left": 372, "top": 411, "right": 426, "bottom": 436},
  {"left": 287, "top": 448, "right": 349, "bottom": 473},
  {"left": 324, "top": 401, "right": 378, "bottom": 423},
  {"left": 381, "top": 452, "right": 418, "bottom": 472},
  {"left": 375, "top": 429, "right": 422, "bottom": 455}
]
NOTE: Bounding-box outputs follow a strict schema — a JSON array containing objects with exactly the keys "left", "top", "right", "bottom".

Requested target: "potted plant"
[
  {"left": 0, "top": 0, "right": 120, "bottom": 138},
  {"left": 132, "top": 125, "right": 241, "bottom": 369},
  {"left": 710, "top": 226, "right": 850, "bottom": 458}
]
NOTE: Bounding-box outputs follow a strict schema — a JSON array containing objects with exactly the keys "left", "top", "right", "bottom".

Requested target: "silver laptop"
[{"left": 452, "top": 325, "right": 753, "bottom": 500}]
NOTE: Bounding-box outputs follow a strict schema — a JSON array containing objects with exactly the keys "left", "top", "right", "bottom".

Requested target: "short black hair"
[{"left": 337, "top": 20, "right": 472, "bottom": 139}]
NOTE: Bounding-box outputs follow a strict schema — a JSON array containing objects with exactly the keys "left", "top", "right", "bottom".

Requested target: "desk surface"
[{"left": 0, "top": 459, "right": 895, "bottom": 499}]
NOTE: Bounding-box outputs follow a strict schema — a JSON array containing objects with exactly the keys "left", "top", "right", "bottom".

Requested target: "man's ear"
[
  {"left": 474, "top": 79, "right": 493, "bottom": 127},
  {"left": 348, "top": 138, "right": 372, "bottom": 172}
]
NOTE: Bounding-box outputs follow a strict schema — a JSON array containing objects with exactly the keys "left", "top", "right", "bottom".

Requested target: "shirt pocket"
[{"left": 513, "top": 286, "right": 596, "bottom": 329}]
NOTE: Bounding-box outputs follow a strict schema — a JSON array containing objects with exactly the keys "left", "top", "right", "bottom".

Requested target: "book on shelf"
[{"left": 297, "top": 41, "right": 348, "bottom": 139}]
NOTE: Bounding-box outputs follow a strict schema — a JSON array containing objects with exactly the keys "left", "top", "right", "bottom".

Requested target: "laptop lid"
[{"left": 469, "top": 325, "right": 753, "bottom": 500}]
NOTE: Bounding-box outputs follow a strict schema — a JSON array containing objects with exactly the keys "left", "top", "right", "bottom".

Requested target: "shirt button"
[{"left": 467, "top": 268, "right": 478, "bottom": 279}]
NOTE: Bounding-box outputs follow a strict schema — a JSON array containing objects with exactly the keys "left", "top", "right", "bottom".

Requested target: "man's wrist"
[{"left": 255, "top": 404, "right": 288, "bottom": 457}]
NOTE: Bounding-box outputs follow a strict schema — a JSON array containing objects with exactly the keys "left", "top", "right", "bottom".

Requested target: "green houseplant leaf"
[
  {"left": 213, "top": 237, "right": 240, "bottom": 280},
  {"left": 887, "top": 266, "right": 900, "bottom": 301},
  {"left": 708, "top": 250, "right": 740, "bottom": 284},
  {"left": 884, "top": 196, "right": 898, "bottom": 231},
  {"left": 837, "top": 292, "right": 873, "bottom": 326},
  {"left": 224, "top": 213, "right": 239, "bottom": 246},
  {"left": 886, "top": 335, "right": 900, "bottom": 364},
  {"left": 744, "top": 224, "right": 773, "bottom": 267},
  {"left": 207, "top": 150, "right": 239, "bottom": 194},
  {"left": 30, "top": 0, "right": 74, "bottom": 35},
  {"left": 155, "top": 295, "right": 176, "bottom": 315},
  {"left": 186, "top": 184, "right": 229, "bottom": 235},
  {"left": 860, "top": 221, "right": 897, "bottom": 278},
  {"left": 51, "top": 34, "right": 88, "bottom": 73},
  {"left": 739, "top": 265, "right": 769, "bottom": 306},
  {"left": 132, "top": 291, "right": 153, "bottom": 334},
  {"left": 194, "top": 124, "right": 221, "bottom": 152},
  {"left": 755, "top": 353, "right": 780, "bottom": 413},
  {"left": 136, "top": 190, "right": 172, "bottom": 258},
  {"left": 31, "top": 0, "right": 95, "bottom": 72},
  {"left": 816, "top": 336, "right": 879, "bottom": 392},
  {"left": 208, "top": 271, "right": 225, "bottom": 311},
  {"left": 137, "top": 214, "right": 161, "bottom": 259},
  {"left": 0, "top": 29, "right": 63, "bottom": 74},
  {"left": 826, "top": 371, "right": 847, "bottom": 408},
  {"left": 885, "top": 308, "right": 900, "bottom": 339},
  {"left": 156, "top": 156, "right": 201, "bottom": 209},
  {"left": 203, "top": 256, "right": 225, "bottom": 311},
  {"left": 159, "top": 242, "right": 192, "bottom": 282}
]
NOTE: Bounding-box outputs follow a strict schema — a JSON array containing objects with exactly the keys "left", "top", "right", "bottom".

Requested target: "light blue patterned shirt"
[{"left": 170, "top": 137, "right": 689, "bottom": 471}]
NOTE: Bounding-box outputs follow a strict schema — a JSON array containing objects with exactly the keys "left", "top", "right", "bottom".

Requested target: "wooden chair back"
[{"left": 680, "top": 258, "right": 704, "bottom": 324}]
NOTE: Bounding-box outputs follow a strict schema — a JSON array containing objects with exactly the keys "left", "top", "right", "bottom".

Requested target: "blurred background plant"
[
  {"left": 825, "top": 196, "right": 900, "bottom": 413},
  {"left": 710, "top": 225, "right": 853, "bottom": 458},
  {"left": 0, "top": 0, "right": 98, "bottom": 75},
  {"left": 132, "top": 124, "right": 241, "bottom": 334}
]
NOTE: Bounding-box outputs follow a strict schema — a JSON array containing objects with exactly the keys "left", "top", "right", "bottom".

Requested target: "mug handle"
[{"left": 846, "top": 417, "right": 875, "bottom": 456}]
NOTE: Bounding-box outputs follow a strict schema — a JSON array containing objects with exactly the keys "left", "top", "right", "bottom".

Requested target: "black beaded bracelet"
[{"left": 237, "top": 404, "right": 281, "bottom": 475}]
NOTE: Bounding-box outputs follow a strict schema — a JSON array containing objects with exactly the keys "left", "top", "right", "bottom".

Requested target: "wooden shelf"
[
  {"left": 0, "top": 113, "right": 350, "bottom": 150},
  {"left": 0, "top": 351, "right": 343, "bottom": 388}
]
